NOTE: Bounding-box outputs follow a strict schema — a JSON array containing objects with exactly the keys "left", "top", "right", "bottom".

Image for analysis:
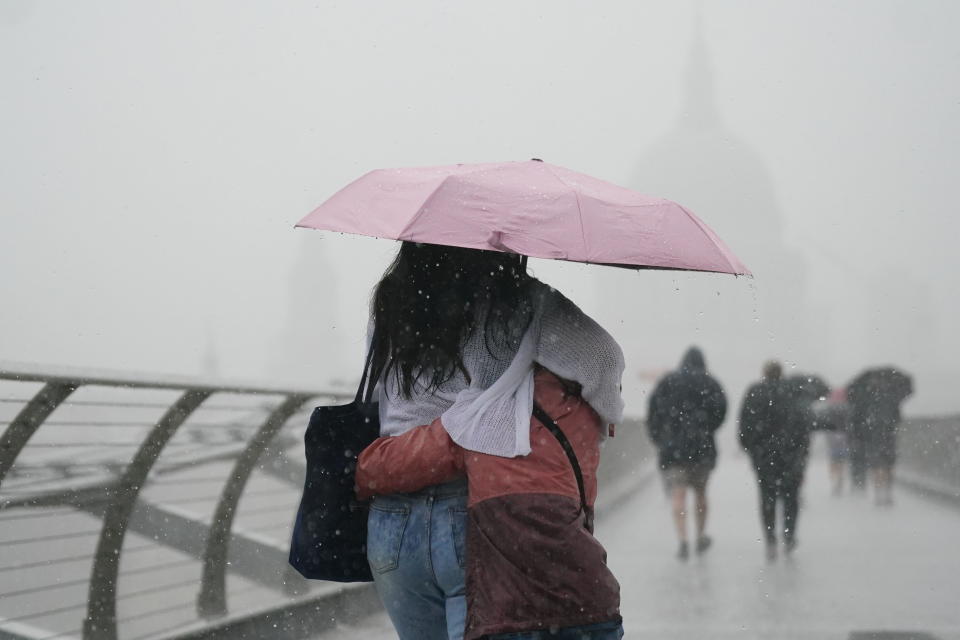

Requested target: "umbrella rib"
[
  {"left": 396, "top": 174, "right": 457, "bottom": 241},
  {"left": 677, "top": 205, "right": 744, "bottom": 275},
  {"left": 541, "top": 164, "right": 589, "bottom": 262}
]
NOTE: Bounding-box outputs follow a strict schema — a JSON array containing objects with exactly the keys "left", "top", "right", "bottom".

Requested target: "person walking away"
[
  {"left": 739, "top": 361, "right": 815, "bottom": 560},
  {"left": 357, "top": 367, "right": 623, "bottom": 640},
  {"left": 814, "top": 387, "right": 851, "bottom": 496},
  {"left": 362, "top": 242, "right": 625, "bottom": 640},
  {"left": 846, "top": 395, "right": 870, "bottom": 492},
  {"left": 647, "top": 347, "right": 727, "bottom": 560},
  {"left": 846, "top": 367, "right": 913, "bottom": 506},
  {"left": 783, "top": 372, "right": 827, "bottom": 503}
]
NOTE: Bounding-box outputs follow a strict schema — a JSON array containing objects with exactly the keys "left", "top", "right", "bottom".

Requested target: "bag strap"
[
  {"left": 532, "top": 402, "right": 592, "bottom": 530},
  {"left": 355, "top": 334, "right": 378, "bottom": 404}
]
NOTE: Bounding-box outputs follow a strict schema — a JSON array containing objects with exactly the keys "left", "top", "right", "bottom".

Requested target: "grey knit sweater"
[{"left": 374, "top": 280, "right": 624, "bottom": 456}]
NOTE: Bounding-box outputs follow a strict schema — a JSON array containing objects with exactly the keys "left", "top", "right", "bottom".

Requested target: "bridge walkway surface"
[
  {"left": 1, "top": 364, "right": 956, "bottom": 640},
  {"left": 319, "top": 445, "right": 960, "bottom": 640}
]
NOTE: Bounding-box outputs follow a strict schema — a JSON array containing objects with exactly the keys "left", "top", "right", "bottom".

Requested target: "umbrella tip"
[{"left": 530, "top": 158, "right": 543, "bottom": 162}]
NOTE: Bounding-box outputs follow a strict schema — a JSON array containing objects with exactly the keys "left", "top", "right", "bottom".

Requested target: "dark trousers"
[
  {"left": 755, "top": 464, "right": 805, "bottom": 543},
  {"left": 847, "top": 433, "right": 868, "bottom": 489}
]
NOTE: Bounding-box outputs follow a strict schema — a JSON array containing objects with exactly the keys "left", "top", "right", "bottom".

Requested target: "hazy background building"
[{"left": 2, "top": 0, "right": 958, "bottom": 413}]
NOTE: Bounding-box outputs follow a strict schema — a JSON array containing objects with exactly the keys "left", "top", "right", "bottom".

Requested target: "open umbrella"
[
  {"left": 296, "top": 159, "right": 749, "bottom": 276},
  {"left": 786, "top": 374, "right": 831, "bottom": 402},
  {"left": 847, "top": 368, "right": 913, "bottom": 406}
]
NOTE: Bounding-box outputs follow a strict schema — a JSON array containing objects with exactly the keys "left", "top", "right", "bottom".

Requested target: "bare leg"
[
  {"left": 829, "top": 460, "right": 845, "bottom": 495},
  {"left": 694, "top": 486, "right": 713, "bottom": 554},
  {"left": 873, "top": 466, "right": 893, "bottom": 505},
  {"left": 671, "top": 485, "right": 690, "bottom": 559},
  {"left": 671, "top": 486, "right": 688, "bottom": 542},
  {"left": 694, "top": 487, "right": 708, "bottom": 539}
]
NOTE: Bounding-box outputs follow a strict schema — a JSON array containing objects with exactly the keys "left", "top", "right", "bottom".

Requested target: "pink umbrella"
[{"left": 296, "top": 159, "right": 749, "bottom": 276}]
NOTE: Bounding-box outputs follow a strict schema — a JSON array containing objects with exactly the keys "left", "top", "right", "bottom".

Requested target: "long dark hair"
[{"left": 370, "top": 242, "right": 534, "bottom": 398}]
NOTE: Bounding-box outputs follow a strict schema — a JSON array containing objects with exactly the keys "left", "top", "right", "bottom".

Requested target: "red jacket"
[{"left": 356, "top": 369, "right": 621, "bottom": 639}]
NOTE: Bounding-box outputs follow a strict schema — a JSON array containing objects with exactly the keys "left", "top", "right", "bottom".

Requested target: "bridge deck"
[{"left": 317, "top": 443, "right": 960, "bottom": 639}]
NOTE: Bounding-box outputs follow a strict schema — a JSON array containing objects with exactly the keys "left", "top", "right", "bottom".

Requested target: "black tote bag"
[{"left": 288, "top": 348, "right": 380, "bottom": 582}]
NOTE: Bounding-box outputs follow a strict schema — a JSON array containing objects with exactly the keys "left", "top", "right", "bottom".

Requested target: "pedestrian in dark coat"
[
  {"left": 647, "top": 347, "right": 727, "bottom": 559},
  {"left": 846, "top": 367, "right": 913, "bottom": 506},
  {"left": 739, "top": 362, "right": 820, "bottom": 559}
]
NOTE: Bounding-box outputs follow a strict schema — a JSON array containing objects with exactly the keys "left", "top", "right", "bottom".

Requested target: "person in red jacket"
[{"left": 356, "top": 367, "right": 623, "bottom": 640}]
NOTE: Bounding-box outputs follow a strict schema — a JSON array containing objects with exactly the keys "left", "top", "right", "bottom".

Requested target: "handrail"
[
  {"left": 197, "top": 394, "right": 313, "bottom": 617},
  {"left": 0, "top": 361, "right": 657, "bottom": 640},
  {"left": 0, "top": 363, "right": 354, "bottom": 640},
  {"left": 83, "top": 389, "right": 212, "bottom": 640},
  {"left": 0, "top": 361, "right": 347, "bottom": 398}
]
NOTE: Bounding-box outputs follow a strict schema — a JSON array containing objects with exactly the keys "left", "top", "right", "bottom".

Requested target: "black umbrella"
[{"left": 847, "top": 367, "right": 913, "bottom": 407}]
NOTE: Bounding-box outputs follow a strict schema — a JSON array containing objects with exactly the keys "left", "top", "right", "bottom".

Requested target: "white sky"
[{"left": 2, "top": 1, "right": 958, "bottom": 414}]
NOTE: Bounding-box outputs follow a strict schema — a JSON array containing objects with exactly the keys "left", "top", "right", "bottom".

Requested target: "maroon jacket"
[{"left": 356, "top": 369, "right": 621, "bottom": 639}]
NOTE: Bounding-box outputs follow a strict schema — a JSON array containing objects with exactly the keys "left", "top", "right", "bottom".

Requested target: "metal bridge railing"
[
  {"left": 0, "top": 363, "right": 363, "bottom": 640},
  {"left": 897, "top": 415, "right": 960, "bottom": 504}
]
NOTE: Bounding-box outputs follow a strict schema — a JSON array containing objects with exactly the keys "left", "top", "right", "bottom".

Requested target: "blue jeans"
[
  {"left": 367, "top": 479, "right": 468, "bottom": 640},
  {"left": 485, "top": 620, "right": 624, "bottom": 640}
]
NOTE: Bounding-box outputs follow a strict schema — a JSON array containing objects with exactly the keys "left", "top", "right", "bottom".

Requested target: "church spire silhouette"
[{"left": 682, "top": 7, "right": 721, "bottom": 131}]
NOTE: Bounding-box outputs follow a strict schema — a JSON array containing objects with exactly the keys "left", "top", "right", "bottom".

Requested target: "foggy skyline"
[{"left": 2, "top": 1, "right": 958, "bottom": 413}]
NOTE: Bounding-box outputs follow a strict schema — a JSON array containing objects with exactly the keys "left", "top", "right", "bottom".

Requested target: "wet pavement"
[
  {"left": 319, "top": 445, "right": 960, "bottom": 639},
  {"left": 605, "top": 448, "right": 960, "bottom": 640}
]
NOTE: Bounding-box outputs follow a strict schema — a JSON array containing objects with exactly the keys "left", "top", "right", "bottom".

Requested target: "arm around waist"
[{"left": 355, "top": 418, "right": 465, "bottom": 500}]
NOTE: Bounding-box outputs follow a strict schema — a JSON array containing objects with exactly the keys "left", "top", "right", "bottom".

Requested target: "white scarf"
[{"left": 440, "top": 325, "right": 537, "bottom": 458}]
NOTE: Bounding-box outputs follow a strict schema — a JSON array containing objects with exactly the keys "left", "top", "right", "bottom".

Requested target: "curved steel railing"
[
  {"left": 0, "top": 362, "right": 655, "bottom": 640},
  {"left": 0, "top": 363, "right": 359, "bottom": 640}
]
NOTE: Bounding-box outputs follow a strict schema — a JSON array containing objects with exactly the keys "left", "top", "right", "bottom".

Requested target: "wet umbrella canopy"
[
  {"left": 785, "top": 374, "right": 831, "bottom": 403},
  {"left": 296, "top": 160, "right": 750, "bottom": 276},
  {"left": 847, "top": 367, "right": 913, "bottom": 406}
]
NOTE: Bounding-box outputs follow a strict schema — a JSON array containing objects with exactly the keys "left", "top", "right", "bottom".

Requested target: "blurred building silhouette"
[{"left": 599, "top": 15, "right": 816, "bottom": 400}]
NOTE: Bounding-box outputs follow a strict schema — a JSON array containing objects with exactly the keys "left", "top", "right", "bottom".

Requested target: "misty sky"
[{"left": 2, "top": 1, "right": 958, "bottom": 414}]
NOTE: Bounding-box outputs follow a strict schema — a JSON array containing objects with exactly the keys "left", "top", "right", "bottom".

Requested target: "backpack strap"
[{"left": 532, "top": 402, "right": 592, "bottom": 531}]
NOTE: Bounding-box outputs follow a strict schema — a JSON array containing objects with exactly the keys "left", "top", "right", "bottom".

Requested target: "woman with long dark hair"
[{"left": 362, "top": 241, "right": 625, "bottom": 640}]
